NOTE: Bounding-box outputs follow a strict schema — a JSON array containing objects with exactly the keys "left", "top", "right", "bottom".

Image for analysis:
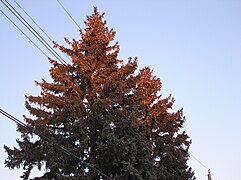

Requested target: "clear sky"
[{"left": 1, "top": 0, "right": 241, "bottom": 179}]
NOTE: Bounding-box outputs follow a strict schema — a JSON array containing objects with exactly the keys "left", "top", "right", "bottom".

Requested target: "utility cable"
[
  {"left": 0, "top": 108, "right": 113, "bottom": 180},
  {"left": 0, "top": 9, "right": 49, "bottom": 58},
  {"left": 190, "top": 153, "right": 209, "bottom": 170},
  {"left": 190, "top": 153, "right": 217, "bottom": 179},
  {"left": 1, "top": 0, "right": 68, "bottom": 64},
  {"left": 56, "top": 0, "right": 81, "bottom": 29},
  {"left": 0, "top": 109, "right": 27, "bottom": 127},
  {"left": 13, "top": 0, "right": 71, "bottom": 61},
  {"left": 13, "top": 0, "right": 53, "bottom": 43},
  {"left": 2, "top": 0, "right": 67, "bottom": 64}
]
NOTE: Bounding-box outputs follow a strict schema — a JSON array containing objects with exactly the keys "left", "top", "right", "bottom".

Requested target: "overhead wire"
[
  {"left": 2, "top": 0, "right": 68, "bottom": 64},
  {"left": 13, "top": 0, "right": 52, "bottom": 43},
  {"left": 0, "top": 9, "right": 49, "bottom": 59},
  {"left": 12, "top": 0, "right": 71, "bottom": 61},
  {"left": 190, "top": 153, "right": 217, "bottom": 179},
  {"left": 56, "top": 0, "right": 81, "bottom": 30},
  {"left": 211, "top": 172, "right": 218, "bottom": 180},
  {"left": 1, "top": 0, "right": 68, "bottom": 65},
  {"left": 0, "top": 109, "right": 27, "bottom": 127},
  {"left": 0, "top": 108, "right": 113, "bottom": 180},
  {"left": 190, "top": 153, "right": 209, "bottom": 170}
]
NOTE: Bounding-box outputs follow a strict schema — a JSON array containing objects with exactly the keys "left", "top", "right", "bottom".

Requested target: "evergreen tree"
[{"left": 4, "top": 7, "right": 195, "bottom": 180}]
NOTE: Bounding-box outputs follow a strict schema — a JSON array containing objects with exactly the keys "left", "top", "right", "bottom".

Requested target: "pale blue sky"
[{"left": 1, "top": 0, "right": 241, "bottom": 179}]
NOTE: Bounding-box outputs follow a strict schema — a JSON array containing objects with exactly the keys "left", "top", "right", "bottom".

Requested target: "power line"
[
  {"left": 0, "top": 108, "right": 113, "bottom": 180},
  {"left": 13, "top": 0, "right": 53, "bottom": 42},
  {"left": 211, "top": 172, "right": 217, "bottom": 180},
  {"left": 0, "top": 9, "right": 49, "bottom": 58},
  {"left": 56, "top": 0, "right": 81, "bottom": 30},
  {"left": 12, "top": 0, "right": 71, "bottom": 61},
  {"left": 190, "top": 153, "right": 209, "bottom": 170},
  {"left": 1, "top": 0, "right": 68, "bottom": 64},
  {"left": 2, "top": 0, "right": 67, "bottom": 64},
  {"left": 190, "top": 153, "right": 217, "bottom": 179},
  {"left": 0, "top": 109, "right": 27, "bottom": 127}
]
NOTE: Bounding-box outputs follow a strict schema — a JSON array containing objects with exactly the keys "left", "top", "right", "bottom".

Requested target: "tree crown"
[{"left": 4, "top": 7, "right": 194, "bottom": 180}]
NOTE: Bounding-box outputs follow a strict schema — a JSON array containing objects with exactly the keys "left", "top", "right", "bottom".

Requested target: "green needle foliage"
[{"left": 4, "top": 7, "right": 195, "bottom": 180}]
